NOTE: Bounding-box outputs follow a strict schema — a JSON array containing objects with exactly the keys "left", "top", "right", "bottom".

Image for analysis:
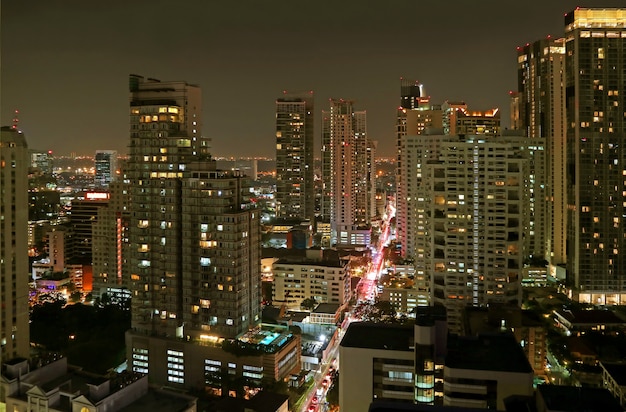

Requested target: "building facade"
[
  {"left": 321, "top": 99, "right": 375, "bottom": 247},
  {"left": 395, "top": 80, "right": 442, "bottom": 258},
  {"left": 124, "top": 75, "right": 264, "bottom": 390},
  {"left": 69, "top": 191, "right": 110, "bottom": 264},
  {"left": 0, "top": 126, "right": 30, "bottom": 362},
  {"left": 564, "top": 9, "right": 626, "bottom": 304},
  {"left": 271, "top": 249, "right": 350, "bottom": 309},
  {"left": 401, "top": 134, "right": 528, "bottom": 333},
  {"left": 92, "top": 181, "right": 131, "bottom": 301},
  {"left": 94, "top": 150, "right": 118, "bottom": 188},
  {"left": 275, "top": 93, "right": 315, "bottom": 222},
  {"left": 339, "top": 315, "right": 533, "bottom": 412},
  {"left": 516, "top": 37, "right": 567, "bottom": 266}
]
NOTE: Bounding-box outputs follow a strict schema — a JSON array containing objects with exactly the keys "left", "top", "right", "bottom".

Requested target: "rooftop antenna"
[{"left": 12, "top": 109, "right": 19, "bottom": 129}]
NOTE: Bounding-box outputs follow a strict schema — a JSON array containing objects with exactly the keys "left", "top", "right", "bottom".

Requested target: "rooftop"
[
  {"left": 313, "top": 303, "right": 341, "bottom": 314},
  {"left": 556, "top": 309, "right": 625, "bottom": 325},
  {"left": 538, "top": 385, "right": 622, "bottom": 412},
  {"left": 446, "top": 332, "right": 532, "bottom": 374},
  {"left": 213, "top": 390, "right": 289, "bottom": 412},
  {"left": 117, "top": 387, "right": 196, "bottom": 412},
  {"left": 340, "top": 322, "right": 413, "bottom": 351},
  {"left": 602, "top": 362, "right": 626, "bottom": 386},
  {"left": 236, "top": 325, "right": 294, "bottom": 353}
]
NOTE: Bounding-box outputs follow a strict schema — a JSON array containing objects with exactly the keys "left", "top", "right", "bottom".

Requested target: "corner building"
[
  {"left": 125, "top": 75, "right": 265, "bottom": 389},
  {"left": 564, "top": 9, "right": 626, "bottom": 304}
]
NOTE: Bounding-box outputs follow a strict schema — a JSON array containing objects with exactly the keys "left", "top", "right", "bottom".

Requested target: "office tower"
[
  {"left": 321, "top": 99, "right": 374, "bottom": 247},
  {"left": 401, "top": 134, "right": 527, "bottom": 333},
  {"left": 95, "top": 150, "right": 118, "bottom": 187},
  {"left": 29, "top": 149, "right": 53, "bottom": 174},
  {"left": 275, "top": 93, "right": 314, "bottom": 221},
  {"left": 0, "top": 127, "right": 30, "bottom": 362},
  {"left": 395, "top": 80, "right": 443, "bottom": 257},
  {"left": 564, "top": 9, "right": 626, "bottom": 304},
  {"left": 68, "top": 191, "right": 110, "bottom": 264},
  {"left": 516, "top": 37, "right": 567, "bottom": 267},
  {"left": 92, "top": 181, "right": 131, "bottom": 302},
  {"left": 125, "top": 75, "right": 271, "bottom": 389}
]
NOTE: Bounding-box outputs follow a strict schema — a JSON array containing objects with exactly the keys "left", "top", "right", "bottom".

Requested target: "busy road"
[{"left": 300, "top": 202, "right": 395, "bottom": 412}]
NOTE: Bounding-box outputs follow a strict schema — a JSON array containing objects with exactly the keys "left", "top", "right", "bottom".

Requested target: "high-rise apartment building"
[
  {"left": 0, "top": 126, "right": 30, "bottom": 362},
  {"left": 275, "top": 93, "right": 314, "bottom": 222},
  {"left": 401, "top": 133, "right": 528, "bottom": 333},
  {"left": 396, "top": 80, "right": 443, "bottom": 257},
  {"left": 321, "top": 99, "right": 375, "bottom": 247},
  {"left": 516, "top": 37, "right": 567, "bottom": 266},
  {"left": 95, "top": 150, "right": 118, "bottom": 187},
  {"left": 564, "top": 9, "right": 626, "bottom": 304},
  {"left": 125, "top": 75, "right": 266, "bottom": 389}
]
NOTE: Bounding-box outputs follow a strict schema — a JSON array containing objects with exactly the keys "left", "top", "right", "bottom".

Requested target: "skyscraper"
[
  {"left": 396, "top": 80, "right": 443, "bottom": 258},
  {"left": 94, "top": 150, "right": 118, "bottom": 187},
  {"left": 321, "top": 99, "right": 375, "bottom": 247},
  {"left": 0, "top": 126, "right": 30, "bottom": 362},
  {"left": 564, "top": 9, "right": 626, "bottom": 304},
  {"left": 516, "top": 37, "right": 566, "bottom": 267},
  {"left": 275, "top": 93, "right": 314, "bottom": 222},
  {"left": 125, "top": 75, "right": 262, "bottom": 387},
  {"left": 401, "top": 133, "right": 527, "bottom": 333}
]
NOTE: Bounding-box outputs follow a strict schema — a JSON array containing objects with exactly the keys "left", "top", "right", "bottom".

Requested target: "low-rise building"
[
  {"left": 0, "top": 355, "right": 197, "bottom": 412},
  {"left": 601, "top": 362, "right": 626, "bottom": 408},
  {"left": 310, "top": 303, "right": 341, "bottom": 325},
  {"left": 553, "top": 309, "right": 626, "bottom": 336},
  {"left": 126, "top": 324, "right": 300, "bottom": 394},
  {"left": 272, "top": 249, "right": 350, "bottom": 309}
]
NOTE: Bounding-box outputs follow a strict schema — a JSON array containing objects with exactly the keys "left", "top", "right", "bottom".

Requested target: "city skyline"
[{"left": 4, "top": 1, "right": 625, "bottom": 158}]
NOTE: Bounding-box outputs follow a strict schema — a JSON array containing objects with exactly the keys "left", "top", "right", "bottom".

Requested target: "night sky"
[{"left": 2, "top": 1, "right": 624, "bottom": 158}]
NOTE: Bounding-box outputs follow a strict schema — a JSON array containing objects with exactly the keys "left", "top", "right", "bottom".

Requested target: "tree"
[
  {"left": 301, "top": 297, "right": 317, "bottom": 311},
  {"left": 70, "top": 291, "right": 82, "bottom": 303}
]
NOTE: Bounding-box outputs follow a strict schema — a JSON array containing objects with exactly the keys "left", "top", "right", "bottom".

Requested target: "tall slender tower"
[
  {"left": 396, "top": 80, "right": 443, "bottom": 258},
  {"left": 322, "top": 99, "right": 373, "bottom": 247},
  {"left": 564, "top": 9, "right": 626, "bottom": 304},
  {"left": 0, "top": 126, "right": 30, "bottom": 362},
  {"left": 125, "top": 75, "right": 261, "bottom": 387},
  {"left": 275, "top": 93, "right": 314, "bottom": 221},
  {"left": 516, "top": 37, "right": 566, "bottom": 267}
]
